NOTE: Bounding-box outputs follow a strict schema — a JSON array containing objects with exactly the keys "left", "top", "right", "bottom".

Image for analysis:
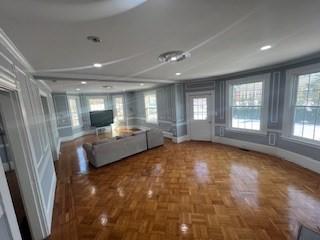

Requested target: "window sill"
[
  {"left": 280, "top": 136, "right": 320, "bottom": 150},
  {"left": 225, "top": 127, "right": 268, "bottom": 136}
]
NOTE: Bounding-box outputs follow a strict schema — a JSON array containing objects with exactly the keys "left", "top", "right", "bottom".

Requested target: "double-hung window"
[
  {"left": 88, "top": 98, "right": 105, "bottom": 111},
  {"left": 144, "top": 91, "right": 158, "bottom": 123},
  {"left": 68, "top": 96, "right": 80, "bottom": 128},
  {"left": 113, "top": 96, "right": 125, "bottom": 121},
  {"left": 227, "top": 74, "right": 269, "bottom": 132},
  {"left": 286, "top": 69, "right": 320, "bottom": 142}
]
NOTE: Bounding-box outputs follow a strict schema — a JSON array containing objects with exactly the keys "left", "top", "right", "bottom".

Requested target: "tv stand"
[{"left": 95, "top": 126, "right": 112, "bottom": 136}]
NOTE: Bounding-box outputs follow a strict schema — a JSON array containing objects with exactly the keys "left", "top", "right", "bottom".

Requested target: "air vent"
[{"left": 87, "top": 36, "right": 101, "bottom": 43}]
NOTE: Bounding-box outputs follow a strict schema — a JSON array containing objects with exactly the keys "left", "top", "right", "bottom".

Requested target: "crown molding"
[
  {"left": 0, "top": 28, "right": 34, "bottom": 72},
  {"left": 33, "top": 72, "right": 176, "bottom": 84}
]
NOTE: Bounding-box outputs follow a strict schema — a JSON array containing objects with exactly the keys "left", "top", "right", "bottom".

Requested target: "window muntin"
[
  {"left": 292, "top": 72, "right": 320, "bottom": 141},
  {"left": 88, "top": 98, "right": 105, "bottom": 111},
  {"left": 114, "top": 96, "right": 124, "bottom": 121},
  {"left": 144, "top": 92, "right": 158, "bottom": 123},
  {"left": 192, "top": 97, "right": 208, "bottom": 120},
  {"left": 68, "top": 97, "right": 80, "bottom": 128},
  {"left": 230, "top": 81, "right": 263, "bottom": 131}
]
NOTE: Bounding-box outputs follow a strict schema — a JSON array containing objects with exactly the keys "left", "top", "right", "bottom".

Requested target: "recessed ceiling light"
[
  {"left": 81, "top": 81, "right": 87, "bottom": 84},
  {"left": 260, "top": 45, "right": 272, "bottom": 51},
  {"left": 176, "top": 72, "right": 181, "bottom": 76},
  {"left": 93, "top": 63, "right": 102, "bottom": 68},
  {"left": 140, "top": 83, "right": 145, "bottom": 86},
  {"left": 76, "top": 88, "right": 80, "bottom": 91}
]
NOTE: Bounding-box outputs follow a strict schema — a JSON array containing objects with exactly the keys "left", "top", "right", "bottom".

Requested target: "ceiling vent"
[
  {"left": 87, "top": 36, "right": 101, "bottom": 43},
  {"left": 158, "top": 51, "right": 190, "bottom": 63}
]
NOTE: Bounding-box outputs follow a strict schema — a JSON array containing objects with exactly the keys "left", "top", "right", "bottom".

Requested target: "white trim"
[
  {"left": 226, "top": 73, "right": 270, "bottom": 133},
  {"left": 0, "top": 28, "right": 34, "bottom": 72},
  {"left": 59, "top": 129, "right": 96, "bottom": 143},
  {"left": 46, "top": 173, "right": 56, "bottom": 229},
  {"left": 214, "top": 136, "right": 320, "bottom": 174},
  {"left": 162, "top": 131, "right": 173, "bottom": 139},
  {"left": 56, "top": 138, "right": 61, "bottom": 158},
  {"left": 270, "top": 72, "right": 281, "bottom": 123},
  {"left": 172, "top": 135, "right": 190, "bottom": 143}
]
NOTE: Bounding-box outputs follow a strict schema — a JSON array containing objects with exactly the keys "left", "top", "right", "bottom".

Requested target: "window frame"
[
  {"left": 68, "top": 96, "right": 81, "bottom": 129},
  {"left": 113, "top": 95, "right": 125, "bottom": 122},
  {"left": 226, "top": 74, "right": 270, "bottom": 134},
  {"left": 144, "top": 91, "right": 158, "bottom": 124},
  {"left": 88, "top": 97, "right": 106, "bottom": 111},
  {"left": 283, "top": 63, "right": 320, "bottom": 146}
]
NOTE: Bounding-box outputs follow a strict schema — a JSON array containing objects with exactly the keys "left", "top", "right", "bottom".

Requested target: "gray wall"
[
  {"left": 52, "top": 92, "right": 120, "bottom": 138},
  {"left": 184, "top": 55, "right": 320, "bottom": 161},
  {"left": 125, "top": 83, "right": 187, "bottom": 137}
]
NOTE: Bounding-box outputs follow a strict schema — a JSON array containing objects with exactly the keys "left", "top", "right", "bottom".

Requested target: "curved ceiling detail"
[{"left": 1, "top": 0, "right": 147, "bottom": 21}]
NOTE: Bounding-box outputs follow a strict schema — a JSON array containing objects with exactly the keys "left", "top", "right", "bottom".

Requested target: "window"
[
  {"left": 227, "top": 74, "right": 269, "bottom": 132},
  {"left": 292, "top": 72, "right": 320, "bottom": 141},
  {"left": 193, "top": 97, "right": 208, "bottom": 120},
  {"left": 68, "top": 97, "right": 80, "bottom": 128},
  {"left": 114, "top": 96, "right": 124, "bottom": 121},
  {"left": 89, "top": 98, "right": 105, "bottom": 111},
  {"left": 144, "top": 92, "right": 158, "bottom": 123}
]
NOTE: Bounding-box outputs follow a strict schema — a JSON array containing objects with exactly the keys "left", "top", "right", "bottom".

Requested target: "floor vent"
[{"left": 239, "top": 148, "right": 250, "bottom": 152}]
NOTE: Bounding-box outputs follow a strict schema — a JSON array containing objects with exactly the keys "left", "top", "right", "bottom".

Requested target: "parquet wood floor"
[{"left": 50, "top": 136, "right": 320, "bottom": 240}]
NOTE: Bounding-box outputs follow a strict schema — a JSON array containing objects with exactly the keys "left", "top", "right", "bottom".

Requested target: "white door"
[
  {"left": 0, "top": 159, "right": 22, "bottom": 240},
  {"left": 188, "top": 93, "right": 213, "bottom": 141}
]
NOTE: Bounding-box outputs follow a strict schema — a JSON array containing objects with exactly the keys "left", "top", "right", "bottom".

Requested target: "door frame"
[
  {"left": 0, "top": 156, "right": 22, "bottom": 240},
  {"left": 186, "top": 90, "right": 215, "bottom": 141},
  {"left": 0, "top": 78, "right": 49, "bottom": 239}
]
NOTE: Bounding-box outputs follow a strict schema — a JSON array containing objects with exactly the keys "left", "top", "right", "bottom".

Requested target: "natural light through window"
[
  {"left": 114, "top": 96, "right": 124, "bottom": 121},
  {"left": 293, "top": 73, "right": 320, "bottom": 141},
  {"left": 89, "top": 98, "right": 105, "bottom": 111},
  {"left": 68, "top": 97, "right": 80, "bottom": 128},
  {"left": 231, "top": 81, "right": 263, "bottom": 130},
  {"left": 193, "top": 97, "right": 207, "bottom": 120},
  {"left": 144, "top": 92, "right": 158, "bottom": 123}
]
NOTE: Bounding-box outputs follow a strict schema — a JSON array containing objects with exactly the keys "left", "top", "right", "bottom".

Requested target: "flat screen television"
[{"left": 89, "top": 110, "right": 114, "bottom": 128}]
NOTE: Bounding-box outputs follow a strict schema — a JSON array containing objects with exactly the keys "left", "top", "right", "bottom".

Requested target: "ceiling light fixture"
[
  {"left": 93, "top": 63, "right": 102, "bottom": 68},
  {"left": 158, "top": 51, "right": 191, "bottom": 63},
  {"left": 81, "top": 81, "right": 87, "bottom": 84},
  {"left": 140, "top": 83, "right": 145, "bottom": 86},
  {"left": 260, "top": 45, "right": 272, "bottom": 51},
  {"left": 176, "top": 72, "right": 181, "bottom": 76},
  {"left": 76, "top": 88, "right": 80, "bottom": 91}
]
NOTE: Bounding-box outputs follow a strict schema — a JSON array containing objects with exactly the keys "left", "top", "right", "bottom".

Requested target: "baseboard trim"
[
  {"left": 163, "top": 131, "right": 173, "bottom": 139},
  {"left": 55, "top": 138, "right": 61, "bottom": 160},
  {"left": 46, "top": 172, "right": 56, "bottom": 232},
  {"left": 213, "top": 136, "right": 320, "bottom": 174},
  {"left": 172, "top": 135, "right": 190, "bottom": 144},
  {"left": 2, "top": 161, "right": 14, "bottom": 171}
]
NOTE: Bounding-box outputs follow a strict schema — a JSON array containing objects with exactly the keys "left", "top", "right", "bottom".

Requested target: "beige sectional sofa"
[{"left": 83, "top": 128, "right": 163, "bottom": 168}]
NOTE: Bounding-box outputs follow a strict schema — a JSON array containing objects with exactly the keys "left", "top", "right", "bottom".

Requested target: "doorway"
[
  {"left": 0, "top": 91, "right": 32, "bottom": 239},
  {"left": 41, "top": 95, "right": 56, "bottom": 161},
  {"left": 186, "top": 91, "right": 214, "bottom": 141}
]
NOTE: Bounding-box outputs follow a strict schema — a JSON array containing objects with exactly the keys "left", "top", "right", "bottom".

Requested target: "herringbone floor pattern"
[{"left": 50, "top": 136, "right": 320, "bottom": 240}]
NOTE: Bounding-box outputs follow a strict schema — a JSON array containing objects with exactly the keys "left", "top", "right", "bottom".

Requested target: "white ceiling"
[{"left": 1, "top": 0, "right": 320, "bottom": 91}]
